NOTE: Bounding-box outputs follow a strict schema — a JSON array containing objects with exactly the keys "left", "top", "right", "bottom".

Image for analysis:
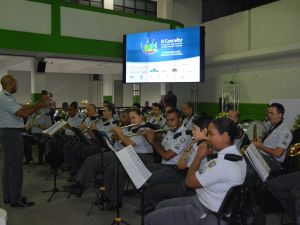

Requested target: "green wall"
[{"left": 0, "top": 0, "right": 183, "bottom": 59}]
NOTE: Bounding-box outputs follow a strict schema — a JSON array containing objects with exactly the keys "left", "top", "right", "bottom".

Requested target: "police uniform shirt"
[
  {"left": 0, "top": 90, "right": 24, "bottom": 128},
  {"left": 27, "top": 110, "right": 52, "bottom": 134},
  {"left": 113, "top": 124, "right": 153, "bottom": 154},
  {"left": 262, "top": 122, "right": 292, "bottom": 163},
  {"left": 130, "top": 123, "right": 153, "bottom": 154},
  {"left": 65, "top": 113, "right": 83, "bottom": 136},
  {"left": 161, "top": 124, "right": 192, "bottom": 165},
  {"left": 149, "top": 115, "right": 166, "bottom": 129},
  {"left": 100, "top": 118, "right": 118, "bottom": 139},
  {"left": 195, "top": 145, "right": 247, "bottom": 213},
  {"left": 83, "top": 116, "right": 103, "bottom": 131},
  {"left": 185, "top": 142, "right": 207, "bottom": 169},
  {"left": 182, "top": 114, "right": 195, "bottom": 131}
]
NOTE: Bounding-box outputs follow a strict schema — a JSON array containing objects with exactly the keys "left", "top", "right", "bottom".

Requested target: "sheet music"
[
  {"left": 245, "top": 143, "right": 270, "bottom": 182},
  {"left": 42, "top": 120, "right": 67, "bottom": 136},
  {"left": 116, "top": 145, "right": 152, "bottom": 189}
]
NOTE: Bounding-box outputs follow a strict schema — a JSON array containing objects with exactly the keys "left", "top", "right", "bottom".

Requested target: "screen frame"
[{"left": 122, "top": 26, "right": 205, "bottom": 84}]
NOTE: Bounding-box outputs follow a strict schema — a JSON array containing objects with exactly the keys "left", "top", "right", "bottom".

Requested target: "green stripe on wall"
[
  {"left": 31, "top": 93, "right": 42, "bottom": 103},
  {"left": 196, "top": 102, "right": 268, "bottom": 121},
  {"left": 103, "top": 96, "right": 112, "bottom": 103},
  {"left": 0, "top": 0, "right": 182, "bottom": 59},
  {"left": 0, "top": 29, "right": 123, "bottom": 58},
  {"left": 133, "top": 96, "right": 140, "bottom": 104}
]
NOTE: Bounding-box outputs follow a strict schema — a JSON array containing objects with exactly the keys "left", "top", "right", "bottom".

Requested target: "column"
[
  {"left": 132, "top": 83, "right": 141, "bottom": 104},
  {"left": 103, "top": 0, "right": 114, "bottom": 10},
  {"left": 30, "top": 58, "right": 46, "bottom": 103},
  {"left": 103, "top": 74, "right": 113, "bottom": 104},
  {"left": 156, "top": 0, "right": 174, "bottom": 20}
]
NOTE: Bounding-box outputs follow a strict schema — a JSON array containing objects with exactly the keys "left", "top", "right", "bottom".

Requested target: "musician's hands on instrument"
[
  {"left": 112, "top": 126, "right": 123, "bottom": 136},
  {"left": 79, "top": 123, "right": 87, "bottom": 131},
  {"left": 143, "top": 128, "right": 155, "bottom": 144},
  {"left": 253, "top": 140, "right": 263, "bottom": 149},
  {"left": 196, "top": 141, "right": 212, "bottom": 159},
  {"left": 90, "top": 123, "right": 97, "bottom": 130}
]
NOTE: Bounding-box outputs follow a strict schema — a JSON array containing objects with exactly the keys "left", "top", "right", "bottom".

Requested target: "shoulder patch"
[
  {"left": 180, "top": 137, "right": 186, "bottom": 143},
  {"left": 208, "top": 160, "right": 216, "bottom": 168}
]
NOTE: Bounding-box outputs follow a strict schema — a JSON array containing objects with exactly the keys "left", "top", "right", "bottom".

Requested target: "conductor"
[{"left": 0, "top": 75, "right": 49, "bottom": 207}]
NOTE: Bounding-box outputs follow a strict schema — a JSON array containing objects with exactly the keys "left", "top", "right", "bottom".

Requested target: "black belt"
[
  {"left": 1, "top": 128, "right": 23, "bottom": 131},
  {"left": 163, "top": 164, "right": 177, "bottom": 169}
]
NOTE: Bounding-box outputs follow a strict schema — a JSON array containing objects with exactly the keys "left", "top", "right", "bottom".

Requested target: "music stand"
[
  {"left": 86, "top": 130, "right": 112, "bottom": 215},
  {"left": 42, "top": 134, "right": 67, "bottom": 202},
  {"left": 71, "top": 127, "right": 93, "bottom": 145},
  {"left": 92, "top": 130, "right": 130, "bottom": 225}
]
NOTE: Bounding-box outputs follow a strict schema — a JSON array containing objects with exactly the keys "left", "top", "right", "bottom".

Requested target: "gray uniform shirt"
[
  {"left": 262, "top": 122, "right": 292, "bottom": 163},
  {"left": 0, "top": 90, "right": 23, "bottom": 128}
]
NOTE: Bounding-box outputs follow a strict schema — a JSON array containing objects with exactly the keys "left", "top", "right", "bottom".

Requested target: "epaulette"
[
  {"left": 185, "top": 130, "right": 192, "bottom": 136},
  {"left": 224, "top": 154, "right": 243, "bottom": 162},
  {"left": 103, "top": 122, "right": 110, "bottom": 126},
  {"left": 173, "top": 132, "right": 182, "bottom": 139}
]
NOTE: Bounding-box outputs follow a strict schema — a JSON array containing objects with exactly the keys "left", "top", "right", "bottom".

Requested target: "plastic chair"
[{"left": 216, "top": 184, "right": 244, "bottom": 225}]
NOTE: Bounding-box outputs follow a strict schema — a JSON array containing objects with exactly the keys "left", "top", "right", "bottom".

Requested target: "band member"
[
  {"left": 182, "top": 102, "right": 195, "bottom": 131},
  {"left": 228, "top": 110, "right": 249, "bottom": 150},
  {"left": 104, "top": 108, "right": 154, "bottom": 209},
  {"left": 65, "top": 109, "right": 153, "bottom": 198},
  {"left": 143, "top": 109, "right": 193, "bottom": 187},
  {"left": 268, "top": 172, "right": 300, "bottom": 225},
  {"left": 142, "top": 114, "right": 213, "bottom": 213},
  {"left": 0, "top": 75, "right": 49, "bottom": 207},
  {"left": 148, "top": 102, "right": 166, "bottom": 129},
  {"left": 63, "top": 101, "right": 84, "bottom": 168},
  {"left": 145, "top": 118, "right": 247, "bottom": 225},
  {"left": 24, "top": 108, "right": 52, "bottom": 165},
  {"left": 253, "top": 103, "right": 292, "bottom": 173}
]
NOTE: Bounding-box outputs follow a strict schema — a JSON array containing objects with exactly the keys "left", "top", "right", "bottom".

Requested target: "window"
[{"left": 114, "top": 0, "right": 157, "bottom": 18}]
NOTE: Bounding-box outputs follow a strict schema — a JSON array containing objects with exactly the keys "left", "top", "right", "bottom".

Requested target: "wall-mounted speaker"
[
  {"left": 92, "top": 74, "right": 100, "bottom": 81},
  {"left": 37, "top": 60, "right": 46, "bottom": 73}
]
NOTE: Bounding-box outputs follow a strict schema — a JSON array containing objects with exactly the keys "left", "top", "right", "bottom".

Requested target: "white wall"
[
  {"left": 172, "top": 0, "right": 300, "bottom": 106},
  {"left": 0, "top": 0, "right": 51, "bottom": 34}
]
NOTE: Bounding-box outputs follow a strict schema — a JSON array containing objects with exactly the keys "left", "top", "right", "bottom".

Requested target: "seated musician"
[
  {"left": 65, "top": 109, "right": 153, "bottom": 197},
  {"left": 62, "top": 101, "right": 84, "bottom": 168},
  {"left": 253, "top": 103, "right": 292, "bottom": 173},
  {"left": 72, "top": 104, "right": 118, "bottom": 171},
  {"left": 145, "top": 117, "right": 247, "bottom": 225},
  {"left": 104, "top": 108, "right": 155, "bottom": 209},
  {"left": 24, "top": 108, "right": 52, "bottom": 165},
  {"left": 228, "top": 109, "right": 250, "bottom": 150},
  {"left": 268, "top": 171, "right": 300, "bottom": 225},
  {"left": 182, "top": 102, "right": 195, "bottom": 131},
  {"left": 68, "top": 103, "right": 115, "bottom": 173},
  {"left": 148, "top": 102, "right": 166, "bottom": 129},
  {"left": 142, "top": 114, "right": 213, "bottom": 214},
  {"left": 143, "top": 109, "right": 192, "bottom": 187}
]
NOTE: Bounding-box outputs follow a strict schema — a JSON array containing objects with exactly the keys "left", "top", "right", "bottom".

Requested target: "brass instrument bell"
[{"left": 288, "top": 143, "right": 300, "bottom": 157}]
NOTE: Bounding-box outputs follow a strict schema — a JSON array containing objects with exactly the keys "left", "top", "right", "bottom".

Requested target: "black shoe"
[{"left": 11, "top": 198, "right": 35, "bottom": 208}]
